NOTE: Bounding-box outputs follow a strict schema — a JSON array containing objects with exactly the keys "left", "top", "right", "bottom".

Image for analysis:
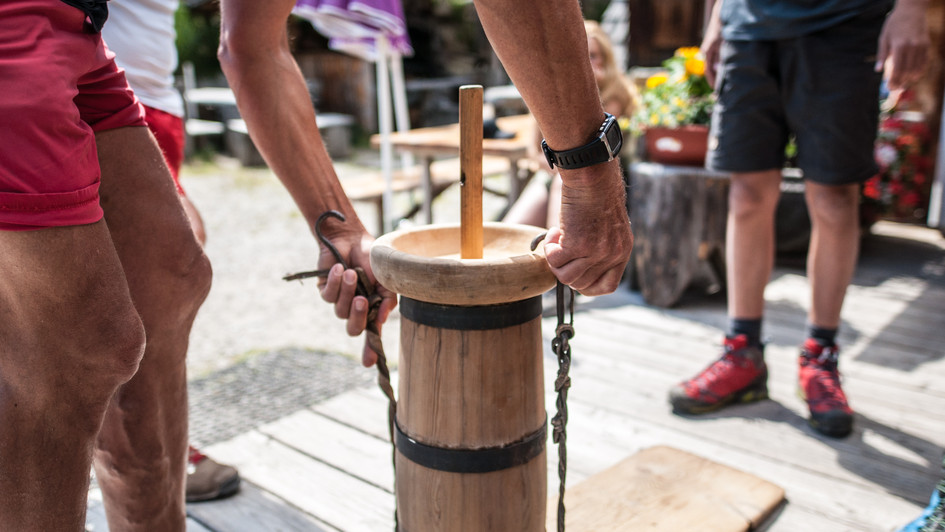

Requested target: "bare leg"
[
  {"left": 726, "top": 170, "right": 782, "bottom": 320},
  {"left": 804, "top": 181, "right": 860, "bottom": 328},
  {"left": 502, "top": 174, "right": 551, "bottom": 227},
  {"left": 92, "top": 127, "right": 212, "bottom": 531},
  {"left": 0, "top": 222, "right": 146, "bottom": 530},
  {"left": 180, "top": 194, "right": 207, "bottom": 246},
  {"left": 545, "top": 175, "right": 563, "bottom": 228}
]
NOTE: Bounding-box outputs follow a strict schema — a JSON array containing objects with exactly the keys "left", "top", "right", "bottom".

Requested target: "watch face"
[{"left": 604, "top": 115, "right": 623, "bottom": 156}]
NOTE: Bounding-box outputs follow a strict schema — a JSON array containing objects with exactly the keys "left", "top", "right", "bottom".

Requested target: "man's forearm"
[
  {"left": 218, "top": 0, "right": 364, "bottom": 234},
  {"left": 474, "top": 0, "right": 604, "bottom": 157}
]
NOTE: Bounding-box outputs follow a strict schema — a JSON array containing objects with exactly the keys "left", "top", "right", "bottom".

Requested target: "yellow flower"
[
  {"left": 685, "top": 57, "right": 705, "bottom": 77},
  {"left": 676, "top": 47, "right": 700, "bottom": 59},
  {"left": 672, "top": 97, "right": 684, "bottom": 107},
  {"left": 676, "top": 113, "right": 686, "bottom": 121},
  {"left": 649, "top": 113, "right": 660, "bottom": 125},
  {"left": 646, "top": 73, "right": 668, "bottom": 89},
  {"left": 659, "top": 105, "right": 670, "bottom": 114}
]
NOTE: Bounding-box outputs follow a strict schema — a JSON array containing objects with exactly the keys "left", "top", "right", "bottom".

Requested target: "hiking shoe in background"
[
  {"left": 186, "top": 446, "right": 241, "bottom": 503},
  {"left": 909, "top": 489, "right": 945, "bottom": 532},
  {"left": 669, "top": 335, "right": 768, "bottom": 414},
  {"left": 900, "top": 458, "right": 945, "bottom": 532},
  {"left": 922, "top": 496, "right": 945, "bottom": 532},
  {"left": 798, "top": 339, "right": 854, "bottom": 438},
  {"left": 921, "top": 472, "right": 945, "bottom": 532}
]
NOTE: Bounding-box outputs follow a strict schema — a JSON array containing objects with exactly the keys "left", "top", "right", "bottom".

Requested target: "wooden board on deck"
[{"left": 549, "top": 445, "right": 785, "bottom": 532}]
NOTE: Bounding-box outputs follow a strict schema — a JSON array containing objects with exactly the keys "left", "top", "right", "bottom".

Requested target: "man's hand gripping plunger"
[{"left": 543, "top": 160, "right": 633, "bottom": 296}]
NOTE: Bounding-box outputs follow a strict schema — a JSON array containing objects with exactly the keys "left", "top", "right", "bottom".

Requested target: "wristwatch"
[{"left": 541, "top": 113, "right": 623, "bottom": 170}]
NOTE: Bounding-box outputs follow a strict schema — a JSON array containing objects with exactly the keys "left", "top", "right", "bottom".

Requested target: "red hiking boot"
[
  {"left": 669, "top": 335, "right": 768, "bottom": 414},
  {"left": 798, "top": 339, "right": 854, "bottom": 438}
]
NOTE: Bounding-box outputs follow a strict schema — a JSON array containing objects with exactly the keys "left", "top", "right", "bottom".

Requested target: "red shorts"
[
  {"left": 143, "top": 106, "right": 186, "bottom": 195},
  {"left": 0, "top": 0, "right": 147, "bottom": 231}
]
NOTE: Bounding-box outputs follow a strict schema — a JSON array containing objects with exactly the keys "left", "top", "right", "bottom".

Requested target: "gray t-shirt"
[{"left": 720, "top": 0, "right": 893, "bottom": 41}]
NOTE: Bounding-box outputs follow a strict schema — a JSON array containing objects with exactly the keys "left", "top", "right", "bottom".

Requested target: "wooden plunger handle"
[{"left": 459, "top": 85, "right": 483, "bottom": 259}]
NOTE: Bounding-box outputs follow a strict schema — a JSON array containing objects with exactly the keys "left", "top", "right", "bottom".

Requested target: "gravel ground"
[{"left": 182, "top": 155, "right": 383, "bottom": 378}]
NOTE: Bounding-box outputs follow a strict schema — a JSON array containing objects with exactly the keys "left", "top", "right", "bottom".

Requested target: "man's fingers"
[
  {"left": 376, "top": 290, "right": 398, "bottom": 325},
  {"left": 318, "top": 263, "right": 345, "bottom": 303},
  {"left": 346, "top": 296, "right": 369, "bottom": 336},
  {"left": 573, "top": 265, "right": 625, "bottom": 296},
  {"left": 332, "top": 269, "right": 359, "bottom": 320},
  {"left": 545, "top": 252, "right": 624, "bottom": 296},
  {"left": 361, "top": 342, "right": 378, "bottom": 368}
]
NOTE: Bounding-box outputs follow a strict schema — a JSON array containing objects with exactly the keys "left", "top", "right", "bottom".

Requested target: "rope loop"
[{"left": 550, "top": 280, "right": 575, "bottom": 532}]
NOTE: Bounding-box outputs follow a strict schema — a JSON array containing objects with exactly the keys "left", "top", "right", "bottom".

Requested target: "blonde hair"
[{"left": 584, "top": 20, "right": 638, "bottom": 119}]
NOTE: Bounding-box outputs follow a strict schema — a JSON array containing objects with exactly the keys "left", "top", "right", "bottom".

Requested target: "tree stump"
[{"left": 628, "top": 162, "right": 730, "bottom": 307}]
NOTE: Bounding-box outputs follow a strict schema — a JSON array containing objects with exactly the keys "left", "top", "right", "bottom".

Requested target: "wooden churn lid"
[
  {"left": 371, "top": 222, "right": 556, "bottom": 306},
  {"left": 371, "top": 85, "right": 555, "bottom": 306}
]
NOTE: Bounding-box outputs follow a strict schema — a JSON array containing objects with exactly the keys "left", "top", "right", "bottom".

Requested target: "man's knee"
[
  {"left": 729, "top": 171, "right": 782, "bottom": 219},
  {"left": 90, "top": 307, "right": 148, "bottom": 389},
  {"left": 2, "top": 299, "right": 146, "bottom": 424},
  {"left": 805, "top": 183, "right": 860, "bottom": 226},
  {"left": 167, "top": 240, "right": 212, "bottom": 311},
  {"left": 132, "top": 236, "right": 213, "bottom": 327}
]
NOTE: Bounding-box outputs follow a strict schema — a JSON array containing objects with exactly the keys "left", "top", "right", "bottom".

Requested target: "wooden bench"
[
  {"left": 341, "top": 155, "right": 515, "bottom": 235},
  {"left": 225, "top": 113, "right": 356, "bottom": 167},
  {"left": 184, "top": 118, "right": 226, "bottom": 158}
]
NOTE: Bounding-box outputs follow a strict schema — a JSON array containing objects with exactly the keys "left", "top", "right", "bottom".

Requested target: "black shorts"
[{"left": 707, "top": 9, "right": 886, "bottom": 185}]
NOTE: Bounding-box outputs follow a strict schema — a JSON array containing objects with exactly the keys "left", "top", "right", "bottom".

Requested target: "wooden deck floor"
[{"left": 88, "top": 221, "right": 945, "bottom": 531}]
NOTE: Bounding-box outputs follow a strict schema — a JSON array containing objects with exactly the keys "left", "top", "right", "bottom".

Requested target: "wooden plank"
[
  {"left": 565, "top": 306, "right": 945, "bottom": 404},
  {"left": 87, "top": 488, "right": 213, "bottom": 532},
  {"left": 311, "top": 386, "right": 395, "bottom": 441},
  {"left": 561, "top": 336, "right": 945, "bottom": 485},
  {"left": 569, "top": 324, "right": 945, "bottom": 429},
  {"left": 548, "top": 446, "right": 784, "bottom": 532},
  {"left": 569, "top": 299, "right": 945, "bottom": 409},
  {"left": 86, "top": 500, "right": 109, "bottom": 532},
  {"left": 259, "top": 409, "right": 394, "bottom": 491},
  {"left": 186, "top": 482, "right": 329, "bottom": 532},
  {"left": 532, "top": 313, "right": 943, "bottom": 495},
  {"left": 564, "top": 363, "right": 941, "bottom": 498},
  {"left": 205, "top": 431, "right": 395, "bottom": 531},
  {"left": 553, "top": 398, "right": 925, "bottom": 531}
]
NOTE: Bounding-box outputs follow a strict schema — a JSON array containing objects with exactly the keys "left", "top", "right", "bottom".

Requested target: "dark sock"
[
  {"left": 728, "top": 318, "right": 763, "bottom": 347},
  {"left": 806, "top": 323, "right": 838, "bottom": 346}
]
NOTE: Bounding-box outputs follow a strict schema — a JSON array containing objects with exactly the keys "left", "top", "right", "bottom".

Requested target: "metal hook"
[
  {"left": 282, "top": 210, "right": 349, "bottom": 282},
  {"left": 315, "top": 210, "right": 349, "bottom": 269},
  {"left": 312, "top": 210, "right": 372, "bottom": 297}
]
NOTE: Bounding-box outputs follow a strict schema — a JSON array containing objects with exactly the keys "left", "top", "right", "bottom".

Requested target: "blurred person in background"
[{"left": 669, "top": 0, "right": 929, "bottom": 440}]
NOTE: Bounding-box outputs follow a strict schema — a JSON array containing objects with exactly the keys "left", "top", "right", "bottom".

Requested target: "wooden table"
[{"left": 371, "top": 114, "right": 535, "bottom": 224}]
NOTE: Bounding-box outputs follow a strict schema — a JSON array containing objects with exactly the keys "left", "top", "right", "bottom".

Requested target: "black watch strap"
[{"left": 542, "top": 113, "right": 623, "bottom": 170}]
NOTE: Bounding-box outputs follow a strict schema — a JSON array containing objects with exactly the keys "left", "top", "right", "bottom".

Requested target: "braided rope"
[{"left": 551, "top": 281, "right": 575, "bottom": 532}]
